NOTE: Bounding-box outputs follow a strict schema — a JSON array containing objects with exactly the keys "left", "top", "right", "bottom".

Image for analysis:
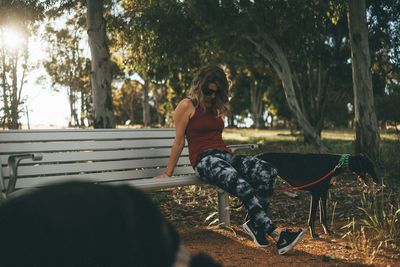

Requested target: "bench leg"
[
  {"left": 0, "top": 164, "right": 7, "bottom": 205},
  {"left": 217, "top": 189, "right": 230, "bottom": 227}
]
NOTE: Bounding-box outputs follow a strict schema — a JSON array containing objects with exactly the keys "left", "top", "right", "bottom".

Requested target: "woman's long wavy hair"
[{"left": 187, "top": 65, "right": 230, "bottom": 117}]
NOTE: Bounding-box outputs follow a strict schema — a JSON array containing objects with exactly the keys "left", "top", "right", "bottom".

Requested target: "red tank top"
[{"left": 185, "top": 106, "right": 232, "bottom": 167}]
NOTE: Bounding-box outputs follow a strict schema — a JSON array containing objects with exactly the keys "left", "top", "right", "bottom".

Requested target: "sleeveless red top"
[{"left": 185, "top": 106, "right": 232, "bottom": 167}]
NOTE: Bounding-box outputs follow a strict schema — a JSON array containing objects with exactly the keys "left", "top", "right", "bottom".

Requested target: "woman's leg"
[
  {"left": 195, "top": 151, "right": 276, "bottom": 235},
  {"left": 230, "top": 155, "right": 278, "bottom": 205},
  {"left": 230, "top": 155, "right": 307, "bottom": 254}
]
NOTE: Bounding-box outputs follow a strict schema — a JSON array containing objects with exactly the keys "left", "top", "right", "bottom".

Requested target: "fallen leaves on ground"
[{"left": 156, "top": 177, "right": 399, "bottom": 266}]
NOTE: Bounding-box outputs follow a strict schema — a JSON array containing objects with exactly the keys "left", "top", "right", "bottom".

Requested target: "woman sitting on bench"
[{"left": 156, "top": 65, "right": 304, "bottom": 255}]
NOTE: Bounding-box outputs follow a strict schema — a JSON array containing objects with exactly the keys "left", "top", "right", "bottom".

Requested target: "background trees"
[
  {"left": 43, "top": 8, "right": 92, "bottom": 127},
  {"left": 0, "top": 0, "right": 44, "bottom": 129},
  {"left": 369, "top": 0, "right": 400, "bottom": 132},
  {"left": 109, "top": 0, "right": 342, "bottom": 150},
  {"left": 1, "top": 0, "right": 399, "bottom": 157}
]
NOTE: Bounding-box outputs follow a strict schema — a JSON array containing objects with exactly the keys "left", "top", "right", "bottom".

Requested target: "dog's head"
[
  {"left": 0, "top": 182, "right": 221, "bottom": 267},
  {"left": 350, "top": 154, "right": 380, "bottom": 185}
]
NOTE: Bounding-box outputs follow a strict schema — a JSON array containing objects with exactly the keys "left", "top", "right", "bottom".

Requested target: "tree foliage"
[
  {"left": 2, "top": 0, "right": 399, "bottom": 142},
  {"left": 43, "top": 7, "right": 91, "bottom": 127},
  {"left": 0, "top": 0, "right": 44, "bottom": 129},
  {"left": 368, "top": 0, "right": 400, "bottom": 127}
]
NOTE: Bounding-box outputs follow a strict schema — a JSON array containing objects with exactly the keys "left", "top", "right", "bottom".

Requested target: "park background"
[{"left": 1, "top": 0, "right": 399, "bottom": 265}]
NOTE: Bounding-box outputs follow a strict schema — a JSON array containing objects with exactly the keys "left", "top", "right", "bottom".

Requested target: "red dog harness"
[{"left": 274, "top": 154, "right": 351, "bottom": 192}]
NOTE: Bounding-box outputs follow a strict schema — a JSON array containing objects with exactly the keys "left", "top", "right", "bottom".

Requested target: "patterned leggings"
[{"left": 195, "top": 149, "right": 278, "bottom": 235}]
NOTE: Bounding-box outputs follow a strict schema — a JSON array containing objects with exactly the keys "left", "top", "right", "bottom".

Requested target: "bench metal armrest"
[
  {"left": 228, "top": 144, "right": 259, "bottom": 153},
  {"left": 0, "top": 159, "right": 7, "bottom": 205},
  {"left": 7, "top": 153, "right": 43, "bottom": 194}
]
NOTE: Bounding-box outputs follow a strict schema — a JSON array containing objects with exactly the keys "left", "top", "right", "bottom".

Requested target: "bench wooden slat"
[
  {"left": 109, "top": 175, "right": 202, "bottom": 191},
  {"left": 2, "top": 157, "right": 191, "bottom": 178},
  {"left": 9, "top": 166, "right": 196, "bottom": 189},
  {"left": 0, "top": 148, "right": 189, "bottom": 166},
  {"left": 0, "top": 129, "right": 176, "bottom": 142},
  {"left": 0, "top": 139, "right": 176, "bottom": 154}
]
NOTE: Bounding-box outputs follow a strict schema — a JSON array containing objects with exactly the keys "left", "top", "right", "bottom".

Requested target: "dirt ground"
[{"left": 157, "top": 177, "right": 400, "bottom": 267}]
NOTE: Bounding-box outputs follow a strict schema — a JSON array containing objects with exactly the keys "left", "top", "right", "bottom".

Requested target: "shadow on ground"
[{"left": 179, "top": 227, "right": 369, "bottom": 267}]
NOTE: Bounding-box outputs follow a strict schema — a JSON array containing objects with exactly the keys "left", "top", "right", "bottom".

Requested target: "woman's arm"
[{"left": 155, "top": 99, "right": 195, "bottom": 178}]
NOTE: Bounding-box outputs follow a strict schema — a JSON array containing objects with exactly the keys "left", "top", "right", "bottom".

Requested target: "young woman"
[{"left": 156, "top": 65, "right": 304, "bottom": 255}]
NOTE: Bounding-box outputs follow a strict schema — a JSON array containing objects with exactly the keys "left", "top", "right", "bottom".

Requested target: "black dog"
[
  {"left": 0, "top": 182, "right": 221, "bottom": 267},
  {"left": 256, "top": 153, "right": 379, "bottom": 239}
]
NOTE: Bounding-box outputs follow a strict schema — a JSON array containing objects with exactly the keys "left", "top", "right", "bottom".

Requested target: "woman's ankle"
[{"left": 269, "top": 230, "right": 279, "bottom": 240}]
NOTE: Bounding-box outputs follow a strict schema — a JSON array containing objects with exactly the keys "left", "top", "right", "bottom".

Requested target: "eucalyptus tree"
[
  {"left": 110, "top": 0, "right": 206, "bottom": 125},
  {"left": 0, "top": 0, "right": 44, "bottom": 129},
  {"left": 2, "top": 0, "right": 116, "bottom": 128},
  {"left": 43, "top": 7, "right": 91, "bottom": 127},
  {"left": 112, "top": 79, "right": 142, "bottom": 125},
  {"left": 368, "top": 0, "right": 400, "bottom": 129},
  {"left": 122, "top": 0, "right": 356, "bottom": 150},
  {"left": 369, "top": 0, "right": 400, "bottom": 90},
  {"left": 235, "top": 1, "right": 346, "bottom": 151},
  {"left": 348, "top": 0, "right": 380, "bottom": 161},
  {"left": 0, "top": 27, "right": 29, "bottom": 129},
  {"left": 228, "top": 64, "right": 272, "bottom": 128},
  {"left": 86, "top": 0, "right": 115, "bottom": 128},
  {"left": 196, "top": 0, "right": 353, "bottom": 149},
  {"left": 32, "top": 0, "right": 116, "bottom": 128},
  {"left": 113, "top": 0, "right": 278, "bottom": 128},
  {"left": 217, "top": 1, "right": 345, "bottom": 149}
]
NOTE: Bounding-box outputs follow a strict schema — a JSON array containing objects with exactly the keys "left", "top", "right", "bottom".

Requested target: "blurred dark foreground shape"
[{"left": 0, "top": 182, "right": 221, "bottom": 267}]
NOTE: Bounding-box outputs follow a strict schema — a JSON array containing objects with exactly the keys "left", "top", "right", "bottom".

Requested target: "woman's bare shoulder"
[
  {"left": 179, "top": 98, "right": 194, "bottom": 106},
  {"left": 176, "top": 99, "right": 196, "bottom": 117},
  {"left": 177, "top": 99, "right": 195, "bottom": 110}
]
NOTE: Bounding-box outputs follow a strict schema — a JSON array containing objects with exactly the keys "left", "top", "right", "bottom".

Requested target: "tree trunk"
[
  {"left": 249, "top": 72, "right": 263, "bottom": 128},
  {"left": 153, "top": 84, "right": 165, "bottom": 126},
  {"left": 348, "top": 0, "right": 380, "bottom": 161},
  {"left": 68, "top": 88, "right": 74, "bottom": 127},
  {"left": 86, "top": 0, "right": 115, "bottom": 128},
  {"left": 244, "top": 34, "right": 328, "bottom": 152},
  {"left": 1, "top": 45, "right": 10, "bottom": 128},
  {"left": 10, "top": 56, "right": 19, "bottom": 129},
  {"left": 80, "top": 91, "right": 86, "bottom": 127},
  {"left": 67, "top": 88, "right": 80, "bottom": 127},
  {"left": 142, "top": 82, "right": 150, "bottom": 126},
  {"left": 297, "top": 56, "right": 327, "bottom": 138}
]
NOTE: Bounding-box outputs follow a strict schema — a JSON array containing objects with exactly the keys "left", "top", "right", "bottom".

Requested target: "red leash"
[{"left": 274, "top": 163, "right": 343, "bottom": 193}]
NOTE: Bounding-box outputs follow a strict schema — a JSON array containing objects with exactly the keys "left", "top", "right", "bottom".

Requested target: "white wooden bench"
[{"left": 0, "top": 128, "right": 256, "bottom": 226}]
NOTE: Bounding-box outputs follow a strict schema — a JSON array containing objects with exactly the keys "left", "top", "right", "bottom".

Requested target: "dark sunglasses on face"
[{"left": 202, "top": 86, "right": 219, "bottom": 96}]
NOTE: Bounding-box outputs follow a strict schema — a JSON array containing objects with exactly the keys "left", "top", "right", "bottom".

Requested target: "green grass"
[
  {"left": 224, "top": 127, "right": 398, "bottom": 157},
  {"left": 224, "top": 128, "right": 396, "bottom": 142}
]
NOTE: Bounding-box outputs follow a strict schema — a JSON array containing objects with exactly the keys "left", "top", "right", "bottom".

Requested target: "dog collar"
[{"left": 338, "top": 154, "right": 350, "bottom": 171}]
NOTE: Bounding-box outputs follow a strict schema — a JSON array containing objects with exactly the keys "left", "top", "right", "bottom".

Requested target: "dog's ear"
[{"left": 359, "top": 154, "right": 380, "bottom": 184}]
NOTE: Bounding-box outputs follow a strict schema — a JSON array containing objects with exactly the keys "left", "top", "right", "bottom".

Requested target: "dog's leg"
[
  {"left": 319, "top": 192, "right": 331, "bottom": 235},
  {"left": 308, "top": 194, "right": 320, "bottom": 239}
]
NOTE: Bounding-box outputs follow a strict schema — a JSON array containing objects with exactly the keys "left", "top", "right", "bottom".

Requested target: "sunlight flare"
[{"left": 1, "top": 26, "right": 26, "bottom": 52}]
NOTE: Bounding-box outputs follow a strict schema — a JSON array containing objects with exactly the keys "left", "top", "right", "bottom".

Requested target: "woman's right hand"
[
  {"left": 154, "top": 99, "right": 194, "bottom": 179},
  {"left": 154, "top": 172, "right": 172, "bottom": 179}
]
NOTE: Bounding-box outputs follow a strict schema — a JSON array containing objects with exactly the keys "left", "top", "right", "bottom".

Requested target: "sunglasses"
[{"left": 202, "top": 86, "right": 220, "bottom": 96}]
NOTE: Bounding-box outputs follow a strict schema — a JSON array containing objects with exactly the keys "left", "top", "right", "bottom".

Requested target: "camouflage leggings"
[{"left": 195, "top": 150, "right": 278, "bottom": 234}]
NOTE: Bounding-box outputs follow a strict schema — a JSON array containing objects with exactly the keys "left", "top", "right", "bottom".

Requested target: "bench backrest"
[{"left": 0, "top": 129, "right": 194, "bottom": 190}]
